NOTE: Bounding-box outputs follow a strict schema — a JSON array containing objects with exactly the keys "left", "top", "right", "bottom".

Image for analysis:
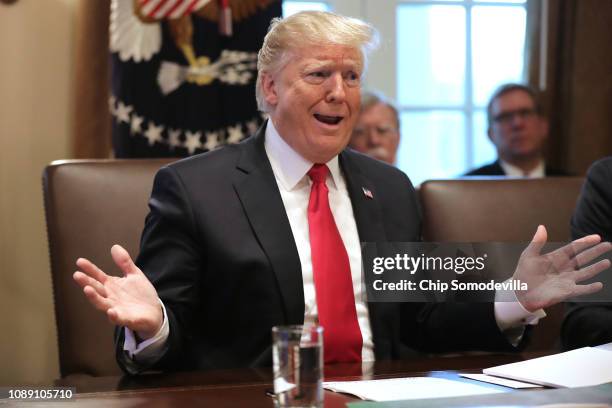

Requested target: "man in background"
[
  {"left": 349, "top": 91, "right": 400, "bottom": 165},
  {"left": 465, "top": 83, "right": 567, "bottom": 177}
]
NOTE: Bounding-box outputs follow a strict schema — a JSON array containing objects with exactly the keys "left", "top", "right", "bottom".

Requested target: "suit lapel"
[
  {"left": 231, "top": 141, "right": 399, "bottom": 357},
  {"left": 340, "top": 151, "right": 399, "bottom": 359},
  {"left": 340, "top": 150, "right": 386, "bottom": 243},
  {"left": 492, "top": 160, "right": 506, "bottom": 176},
  {"left": 232, "top": 125, "right": 305, "bottom": 325}
]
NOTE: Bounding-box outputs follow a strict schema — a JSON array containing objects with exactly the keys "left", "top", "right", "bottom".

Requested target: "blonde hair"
[{"left": 255, "top": 11, "right": 379, "bottom": 112}]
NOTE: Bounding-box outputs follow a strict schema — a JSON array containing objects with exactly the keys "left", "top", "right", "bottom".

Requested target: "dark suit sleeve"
[
  {"left": 115, "top": 165, "right": 204, "bottom": 373},
  {"left": 570, "top": 159, "right": 612, "bottom": 241},
  {"left": 401, "top": 302, "right": 520, "bottom": 353},
  {"left": 375, "top": 168, "right": 519, "bottom": 354},
  {"left": 463, "top": 161, "right": 505, "bottom": 176},
  {"left": 562, "top": 158, "right": 612, "bottom": 349}
]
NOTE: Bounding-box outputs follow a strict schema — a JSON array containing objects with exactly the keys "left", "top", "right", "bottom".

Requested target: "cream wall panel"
[{"left": 0, "top": 0, "right": 77, "bottom": 385}]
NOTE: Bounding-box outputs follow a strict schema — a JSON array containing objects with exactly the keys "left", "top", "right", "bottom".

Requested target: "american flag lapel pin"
[{"left": 362, "top": 187, "right": 374, "bottom": 199}]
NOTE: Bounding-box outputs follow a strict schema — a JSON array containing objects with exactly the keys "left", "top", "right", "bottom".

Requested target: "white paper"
[
  {"left": 532, "top": 405, "right": 612, "bottom": 408},
  {"left": 459, "top": 373, "right": 543, "bottom": 389},
  {"left": 595, "top": 341, "right": 612, "bottom": 353},
  {"left": 323, "top": 376, "right": 503, "bottom": 401},
  {"left": 483, "top": 347, "right": 612, "bottom": 388}
]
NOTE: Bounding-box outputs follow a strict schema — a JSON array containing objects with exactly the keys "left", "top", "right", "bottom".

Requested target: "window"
[
  {"left": 282, "top": 0, "right": 527, "bottom": 185},
  {"left": 283, "top": 1, "right": 329, "bottom": 17},
  {"left": 396, "top": 0, "right": 526, "bottom": 184}
]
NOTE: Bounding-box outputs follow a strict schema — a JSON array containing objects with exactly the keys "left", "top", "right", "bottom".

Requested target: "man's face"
[
  {"left": 350, "top": 103, "right": 400, "bottom": 164},
  {"left": 488, "top": 89, "right": 549, "bottom": 163},
  {"left": 261, "top": 44, "right": 362, "bottom": 164}
]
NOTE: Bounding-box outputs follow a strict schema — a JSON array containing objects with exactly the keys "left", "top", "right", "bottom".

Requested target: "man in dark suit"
[
  {"left": 73, "top": 12, "right": 609, "bottom": 374},
  {"left": 465, "top": 83, "right": 567, "bottom": 177},
  {"left": 562, "top": 157, "right": 612, "bottom": 349}
]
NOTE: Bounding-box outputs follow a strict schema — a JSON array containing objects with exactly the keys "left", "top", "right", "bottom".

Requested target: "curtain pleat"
[
  {"left": 71, "top": 0, "right": 111, "bottom": 158},
  {"left": 527, "top": 0, "right": 612, "bottom": 175}
]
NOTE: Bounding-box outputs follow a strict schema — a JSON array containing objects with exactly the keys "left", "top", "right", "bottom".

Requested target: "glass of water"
[{"left": 272, "top": 325, "right": 323, "bottom": 408}]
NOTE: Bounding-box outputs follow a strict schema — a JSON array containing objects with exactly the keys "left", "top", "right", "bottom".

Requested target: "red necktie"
[{"left": 307, "top": 164, "right": 362, "bottom": 363}]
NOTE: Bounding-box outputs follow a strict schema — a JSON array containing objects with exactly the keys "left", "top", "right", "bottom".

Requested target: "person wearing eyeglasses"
[
  {"left": 465, "top": 83, "right": 567, "bottom": 177},
  {"left": 349, "top": 91, "right": 400, "bottom": 165}
]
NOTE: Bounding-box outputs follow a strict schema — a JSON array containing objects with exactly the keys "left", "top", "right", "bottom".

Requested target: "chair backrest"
[
  {"left": 419, "top": 177, "right": 585, "bottom": 351},
  {"left": 420, "top": 177, "right": 585, "bottom": 242},
  {"left": 43, "top": 159, "right": 175, "bottom": 377},
  {"left": 43, "top": 166, "right": 585, "bottom": 373}
]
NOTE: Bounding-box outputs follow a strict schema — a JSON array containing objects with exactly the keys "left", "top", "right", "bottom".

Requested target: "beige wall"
[{"left": 0, "top": 0, "right": 77, "bottom": 385}]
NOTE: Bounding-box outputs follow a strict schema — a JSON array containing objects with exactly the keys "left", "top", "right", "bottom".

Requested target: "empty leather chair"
[
  {"left": 419, "top": 177, "right": 585, "bottom": 351},
  {"left": 43, "top": 159, "right": 175, "bottom": 377}
]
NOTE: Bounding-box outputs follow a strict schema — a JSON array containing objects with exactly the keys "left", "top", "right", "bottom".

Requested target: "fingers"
[
  {"left": 110, "top": 245, "right": 141, "bottom": 276},
  {"left": 573, "top": 241, "right": 612, "bottom": 268},
  {"left": 83, "top": 285, "right": 112, "bottom": 312},
  {"left": 73, "top": 271, "right": 107, "bottom": 297},
  {"left": 556, "top": 234, "right": 602, "bottom": 260},
  {"left": 75, "top": 257, "right": 109, "bottom": 284},
  {"left": 523, "top": 225, "right": 548, "bottom": 256},
  {"left": 574, "top": 259, "right": 611, "bottom": 283},
  {"left": 571, "top": 282, "right": 603, "bottom": 298}
]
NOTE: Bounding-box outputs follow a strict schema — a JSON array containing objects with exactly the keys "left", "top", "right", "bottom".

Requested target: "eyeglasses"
[
  {"left": 493, "top": 108, "right": 538, "bottom": 125},
  {"left": 352, "top": 125, "right": 398, "bottom": 138}
]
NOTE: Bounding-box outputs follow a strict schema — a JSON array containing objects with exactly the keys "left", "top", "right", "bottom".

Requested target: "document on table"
[
  {"left": 323, "top": 377, "right": 504, "bottom": 401},
  {"left": 459, "top": 373, "right": 543, "bottom": 389},
  {"left": 483, "top": 346, "right": 612, "bottom": 388},
  {"left": 596, "top": 341, "right": 612, "bottom": 353}
]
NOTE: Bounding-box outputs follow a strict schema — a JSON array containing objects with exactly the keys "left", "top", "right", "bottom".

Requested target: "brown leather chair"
[
  {"left": 419, "top": 177, "right": 585, "bottom": 351},
  {"left": 43, "top": 159, "right": 175, "bottom": 377}
]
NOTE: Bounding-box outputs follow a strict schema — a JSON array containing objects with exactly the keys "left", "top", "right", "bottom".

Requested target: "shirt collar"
[
  {"left": 264, "top": 119, "right": 342, "bottom": 191},
  {"left": 499, "top": 159, "right": 545, "bottom": 178}
]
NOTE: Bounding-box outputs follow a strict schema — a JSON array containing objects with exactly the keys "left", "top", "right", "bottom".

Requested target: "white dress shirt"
[
  {"left": 124, "top": 120, "right": 545, "bottom": 362},
  {"left": 500, "top": 159, "right": 546, "bottom": 178},
  {"left": 264, "top": 120, "right": 374, "bottom": 361}
]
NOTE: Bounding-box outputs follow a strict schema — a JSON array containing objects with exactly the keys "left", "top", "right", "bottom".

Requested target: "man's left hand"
[{"left": 513, "top": 225, "right": 611, "bottom": 312}]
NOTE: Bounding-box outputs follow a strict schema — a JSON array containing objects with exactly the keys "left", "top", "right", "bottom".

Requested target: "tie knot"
[{"left": 308, "top": 164, "right": 329, "bottom": 184}]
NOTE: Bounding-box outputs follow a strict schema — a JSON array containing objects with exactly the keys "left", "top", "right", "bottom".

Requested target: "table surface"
[{"left": 42, "top": 352, "right": 546, "bottom": 407}]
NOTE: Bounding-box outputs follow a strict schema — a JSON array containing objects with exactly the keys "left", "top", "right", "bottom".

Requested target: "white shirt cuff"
[
  {"left": 494, "top": 287, "right": 546, "bottom": 332},
  {"left": 123, "top": 298, "right": 170, "bottom": 362}
]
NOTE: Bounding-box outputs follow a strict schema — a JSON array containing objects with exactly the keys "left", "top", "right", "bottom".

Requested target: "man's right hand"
[{"left": 73, "top": 245, "right": 163, "bottom": 341}]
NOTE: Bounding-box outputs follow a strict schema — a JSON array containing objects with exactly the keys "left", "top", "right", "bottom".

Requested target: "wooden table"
[{"left": 43, "top": 353, "right": 539, "bottom": 407}]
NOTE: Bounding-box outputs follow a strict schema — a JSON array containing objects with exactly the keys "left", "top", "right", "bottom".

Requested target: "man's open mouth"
[{"left": 314, "top": 114, "right": 343, "bottom": 125}]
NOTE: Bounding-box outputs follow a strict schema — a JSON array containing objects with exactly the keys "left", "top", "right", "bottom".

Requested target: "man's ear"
[
  {"left": 487, "top": 127, "right": 495, "bottom": 143},
  {"left": 261, "top": 72, "right": 278, "bottom": 107}
]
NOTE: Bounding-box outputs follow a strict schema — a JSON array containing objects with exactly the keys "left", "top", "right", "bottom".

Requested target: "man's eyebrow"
[
  {"left": 301, "top": 60, "right": 330, "bottom": 70},
  {"left": 298, "top": 59, "right": 363, "bottom": 77}
]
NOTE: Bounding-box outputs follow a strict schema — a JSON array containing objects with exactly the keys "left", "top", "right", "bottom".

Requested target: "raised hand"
[
  {"left": 513, "top": 225, "right": 611, "bottom": 312},
  {"left": 73, "top": 245, "right": 163, "bottom": 340}
]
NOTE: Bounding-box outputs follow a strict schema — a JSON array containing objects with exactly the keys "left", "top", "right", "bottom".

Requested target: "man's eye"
[
  {"left": 310, "top": 71, "right": 327, "bottom": 78},
  {"left": 345, "top": 71, "right": 360, "bottom": 85}
]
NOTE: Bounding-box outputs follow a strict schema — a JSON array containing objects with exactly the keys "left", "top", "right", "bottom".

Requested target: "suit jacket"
[
  {"left": 116, "top": 124, "right": 516, "bottom": 373},
  {"left": 464, "top": 159, "right": 568, "bottom": 176},
  {"left": 562, "top": 157, "right": 612, "bottom": 349}
]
